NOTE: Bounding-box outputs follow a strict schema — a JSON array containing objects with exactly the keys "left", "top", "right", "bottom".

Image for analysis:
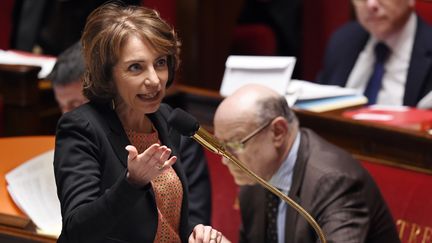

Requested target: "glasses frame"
[{"left": 222, "top": 119, "right": 274, "bottom": 153}]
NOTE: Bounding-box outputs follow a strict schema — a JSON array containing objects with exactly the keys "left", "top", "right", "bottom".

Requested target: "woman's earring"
[{"left": 111, "top": 99, "right": 116, "bottom": 110}]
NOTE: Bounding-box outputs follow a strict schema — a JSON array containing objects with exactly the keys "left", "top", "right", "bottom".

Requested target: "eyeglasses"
[{"left": 221, "top": 119, "right": 273, "bottom": 153}]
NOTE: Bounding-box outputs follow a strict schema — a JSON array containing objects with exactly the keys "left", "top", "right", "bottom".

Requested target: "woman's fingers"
[
  {"left": 126, "top": 143, "right": 178, "bottom": 185},
  {"left": 188, "top": 224, "right": 225, "bottom": 243},
  {"left": 125, "top": 145, "right": 138, "bottom": 161}
]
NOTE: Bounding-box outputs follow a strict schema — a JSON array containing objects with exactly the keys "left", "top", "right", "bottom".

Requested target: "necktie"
[
  {"left": 363, "top": 42, "right": 390, "bottom": 104},
  {"left": 266, "top": 191, "right": 280, "bottom": 243}
]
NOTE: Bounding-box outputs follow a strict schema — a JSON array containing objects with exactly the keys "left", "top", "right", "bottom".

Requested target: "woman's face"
[{"left": 112, "top": 35, "right": 169, "bottom": 114}]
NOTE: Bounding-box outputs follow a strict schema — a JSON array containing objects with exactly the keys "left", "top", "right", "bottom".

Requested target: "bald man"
[{"left": 213, "top": 84, "right": 400, "bottom": 243}]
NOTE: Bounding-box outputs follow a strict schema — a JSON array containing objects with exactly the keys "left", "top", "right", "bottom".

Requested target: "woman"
[{"left": 54, "top": 3, "right": 226, "bottom": 243}]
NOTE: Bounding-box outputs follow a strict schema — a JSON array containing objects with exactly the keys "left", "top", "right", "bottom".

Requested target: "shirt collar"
[
  {"left": 368, "top": 13, "right": 417, "bottom": 60},
  {"left": 269, "top": 132, "right": 301, "bottom": 193}
]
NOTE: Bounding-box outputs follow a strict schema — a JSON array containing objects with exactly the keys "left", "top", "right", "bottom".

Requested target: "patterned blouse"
[{"left": 126, "top": 128, "right": 183, "bottom": 243}]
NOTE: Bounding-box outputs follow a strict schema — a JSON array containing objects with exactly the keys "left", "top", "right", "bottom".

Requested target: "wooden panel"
[{"left": 0, "top": 64, "right": 60, "bottom": 136}]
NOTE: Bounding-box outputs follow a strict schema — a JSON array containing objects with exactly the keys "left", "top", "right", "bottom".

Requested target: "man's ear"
[{"left": 271, "top": 117, "right": 288, "bottom": 147}]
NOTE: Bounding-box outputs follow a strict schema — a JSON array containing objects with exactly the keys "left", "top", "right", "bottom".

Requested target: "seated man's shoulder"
[
  {"left": 328, "top": 21, "right": 368, "bottom": 45},
  {"left": 302, "top": 128, "right": 364, "bottom": 176}
]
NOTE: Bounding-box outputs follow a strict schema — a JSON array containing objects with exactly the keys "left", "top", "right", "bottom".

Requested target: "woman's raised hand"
[{"left": 125, "top": 144, "right": 177, "bottom": 187}]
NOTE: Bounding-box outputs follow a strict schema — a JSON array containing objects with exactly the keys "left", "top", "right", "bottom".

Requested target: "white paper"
[
  {"left": 351, "top": 113, "right": 394, "bottom": 121},
  {"left": 220, "top": 55, "right": 296, "bottom": 97},
  {"left": 287, "top": 79, "right": 363, "bottom": 100},
  {"left": 5, "top": 150, "right": 61, "bottom": 237},
  {"left": 367, "top": 105, "right": 410, "bottom": 112},
  {"left": 0, "top": 50, "right": 56, "bottom": 79}
]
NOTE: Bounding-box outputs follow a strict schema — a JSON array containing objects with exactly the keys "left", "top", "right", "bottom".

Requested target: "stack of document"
[
  {"left": 287, "top": 80, "right": 368, "bottom": 112},
  {"left": 5, "top": 150, "right": 61, "bottom": 237},
  {"left": 0, "top": 50, "right": 56, "bottom": 79},
  {"left": 219, "top": 55, "right": 367, "bottom": 112}
]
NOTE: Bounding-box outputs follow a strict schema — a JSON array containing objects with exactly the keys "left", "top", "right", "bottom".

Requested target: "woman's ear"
[{"left": 271, "top": 117, "right": 288, "bottom": 147}]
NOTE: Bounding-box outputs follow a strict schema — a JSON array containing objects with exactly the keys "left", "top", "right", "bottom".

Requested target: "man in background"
[
  {"left": 213, "top": 84, "right": 400, "bottom": 243},
  {"left": 47, "top": 42, "right": 87, "bottom": 113},
  {"left": 317, "top": 0, "right": 432, "bottom": 106},
  {"left": 47, "top": 41, "right": 212, "bottom": 226}
]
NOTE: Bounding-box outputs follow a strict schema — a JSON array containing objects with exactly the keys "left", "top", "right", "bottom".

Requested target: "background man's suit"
[
  {"left": 316, "top": 17, "right": 432, "bottom": 106},
  {"left": 238, "top": 129, "right": 400, "bottom": 243}
]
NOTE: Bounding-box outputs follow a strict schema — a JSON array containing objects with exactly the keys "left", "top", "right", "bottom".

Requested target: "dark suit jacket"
[
  {"left": 238, "top": 129, "right": 400, "bottom": 243},
  {"left": 316, "top": 16, "right": 432, "bottom": 106},
  {"left": 54, "top": 102, "right": 194, "bottom": 243}
]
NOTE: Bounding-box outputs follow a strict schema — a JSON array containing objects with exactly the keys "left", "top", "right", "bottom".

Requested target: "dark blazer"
[
  {"left": 238, "top": 129, "right": 400, "bottom": 243},
  {"left": 316, "top": 16, "right": 432, "bottom": 106},
  {"left": 54, "top": 102, "right": 193, "bottom": 243}
]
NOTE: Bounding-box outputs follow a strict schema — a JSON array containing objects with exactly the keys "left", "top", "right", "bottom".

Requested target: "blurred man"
[
  {"left": 317, "top": 0, "right": 432, "bottom": 106},
  {"left": 47, "top": 42, "right": 87, "bottom": 114},
  {"left": 213, "top": 84, "right": 400, "bottom": 243},
  {"left": 47, "top": 42, "right": 212, "bottom": 225}
]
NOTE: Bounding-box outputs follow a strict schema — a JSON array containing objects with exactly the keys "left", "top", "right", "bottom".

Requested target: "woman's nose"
[{"left": 144, "top": 67, "right": 160, "bottom": 87}]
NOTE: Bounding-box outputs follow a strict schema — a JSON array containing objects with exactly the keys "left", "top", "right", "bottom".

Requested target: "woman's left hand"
[{"left": 188, "top": 224, "right": 231, "bottom": 243}]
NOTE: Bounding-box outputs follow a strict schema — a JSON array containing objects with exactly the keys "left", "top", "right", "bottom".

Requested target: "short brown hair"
[{"left": 81, "top": 2, "right": 181, "bottom": 102}]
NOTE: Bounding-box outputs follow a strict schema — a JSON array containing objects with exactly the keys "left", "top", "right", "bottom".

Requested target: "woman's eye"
[
  {"left": 155, "top": 57, "right": 168, "bottom": 68},
  {"left": 128, "top": 63, "right": 142, "bottom": 72}
]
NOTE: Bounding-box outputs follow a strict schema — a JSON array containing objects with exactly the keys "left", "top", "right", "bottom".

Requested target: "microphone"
[
  {"left": 167, "top": 108, "right": 225, "bottom": 155},
  {"left": 168, "top": 108, "right": 327, "bottom": 243}
]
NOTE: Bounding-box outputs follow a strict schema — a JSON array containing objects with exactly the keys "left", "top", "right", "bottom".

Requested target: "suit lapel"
[
  {"left": 404, "top": 17, "right": 432, "bottom": 106},
  {"left": 96, "top": 102, "right": 130, "bottom": 168},
  {"left": 334, "top": 24, "right": 369, "bottom": 87},
  {"left": 285, "top": 129, "right": 309, "bottom": 243}
]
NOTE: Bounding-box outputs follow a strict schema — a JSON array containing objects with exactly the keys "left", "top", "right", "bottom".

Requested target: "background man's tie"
[{"left": 364, "top": 42, "right": 391, "bottom": 104}]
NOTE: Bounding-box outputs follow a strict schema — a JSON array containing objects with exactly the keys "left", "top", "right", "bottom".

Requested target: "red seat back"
[
  {"left": 231, "top": 24, "right": 277, "bottom": 56},
  {"left": 416, "top": 1, "right": 432, "bottom": 25},
  {"left": 0, "top": 0, "right": 14, "bottom": 49},
  {"left": 300, "top": 0, "right": 352, "bottom": 81},
  {"left": 142, "top": 0, "right": 176, "bottom": 26},
  {"left": 362, "top": 161, "right": 432, "bottom": 242}
]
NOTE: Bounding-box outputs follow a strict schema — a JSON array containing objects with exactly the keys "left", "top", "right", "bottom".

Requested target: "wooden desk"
[
  {"left": 295, "top": 109, "right": 432, "bottom": 173},
  {"left": 0, "top": 136, "right": 56, "bottom": 242},
  {"left": 167, "top": 85, "right": 432, "bottom": 174},
  {"left": 0, "top": 64, "right": 60, "bottom": 137}
]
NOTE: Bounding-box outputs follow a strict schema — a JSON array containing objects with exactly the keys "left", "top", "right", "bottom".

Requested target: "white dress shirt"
[
  {"left": 269, "top": 132, "right": 301, "bottom": 243},
  {"left": 346, "top": 13, "right": 417, "bottom": 106}
]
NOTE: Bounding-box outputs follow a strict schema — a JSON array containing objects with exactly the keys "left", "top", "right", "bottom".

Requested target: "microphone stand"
[{"left": 193, "top": 128, "right": 327, "bottom": 243}]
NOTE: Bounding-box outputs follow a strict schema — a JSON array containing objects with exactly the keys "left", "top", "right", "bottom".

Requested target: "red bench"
[{"left": 362, "top": 161, "right": 432, "bottom": 243}]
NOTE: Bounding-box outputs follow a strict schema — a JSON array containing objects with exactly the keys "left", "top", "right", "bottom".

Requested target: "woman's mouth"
[{"left": 138, "top": 91, "right": 159, "bottom": 101}]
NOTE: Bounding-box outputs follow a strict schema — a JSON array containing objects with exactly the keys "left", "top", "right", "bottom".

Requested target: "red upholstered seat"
[
  {"left": 0, "top": 0, "right": 14, "bottom": 49},
  {"left": 362, "top": 161, "right": 432, "bottom": 242},
  {"left": 231, "top": 24, "right": 277, "bottom": 56},
  {"left": 142, "top": 0, "right": 176, "bottom": 26},
  {"left": 416, "top": 1, "right": 432, "bottom": 25},
  {"left": 300, "top": 0, "right": 351, "bottom": 81}
]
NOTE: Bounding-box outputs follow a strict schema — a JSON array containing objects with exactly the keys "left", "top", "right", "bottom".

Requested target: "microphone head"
[{"left": 168, "top": 108, "right": 200, "bottom": 137}]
